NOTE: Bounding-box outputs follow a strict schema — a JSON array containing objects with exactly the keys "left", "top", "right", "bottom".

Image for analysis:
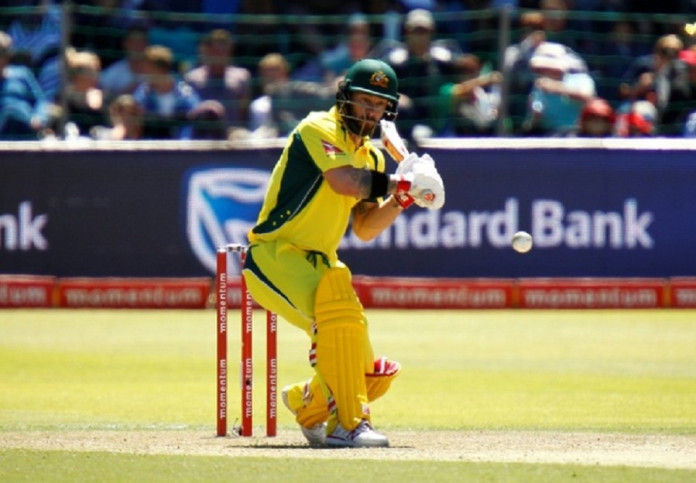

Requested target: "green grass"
[
  {"left": 1, "top": 450, "right": 695, "bottom": 483},
  {"left": 1, "top": 309, "right": 695, "bottom": 481},
  {"left": 389, "top": 310, "right": 696, "bottom": 433}
]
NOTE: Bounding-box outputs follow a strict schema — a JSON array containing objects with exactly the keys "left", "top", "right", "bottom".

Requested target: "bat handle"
[{"left": 422, "top": 190, "right": 435, "bottom": 203}]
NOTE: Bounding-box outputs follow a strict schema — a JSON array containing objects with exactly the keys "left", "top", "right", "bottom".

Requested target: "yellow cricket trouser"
[
  {"left": 242, "top": 239, "right": 329, "bottom": 335},
  {"left": 242, "top": 239, "right": 375, "bottom": 432}
]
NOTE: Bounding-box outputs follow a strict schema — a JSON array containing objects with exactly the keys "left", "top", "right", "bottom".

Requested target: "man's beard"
[{"left": 343, "top": 103, "right": 378, "bottom": 137}]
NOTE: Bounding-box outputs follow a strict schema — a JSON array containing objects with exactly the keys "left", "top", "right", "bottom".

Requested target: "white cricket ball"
[{"left": 511, "top": 231, "right": 533, "bottom": 253}]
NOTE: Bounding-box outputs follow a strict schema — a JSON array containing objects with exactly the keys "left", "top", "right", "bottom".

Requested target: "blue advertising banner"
[
  {"left": 1, "top": 144, "right": 695, "bottom": 278},
  {"left": 0, "top": 148, "right": 279, "bottom": 277},
  {"left": 342, "top": 147, "right": 695, "bottom": 278}
]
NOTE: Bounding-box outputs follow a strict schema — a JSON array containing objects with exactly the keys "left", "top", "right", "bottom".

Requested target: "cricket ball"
[{"left": 511, "top": 231, "right": 533, "bottom": 253}]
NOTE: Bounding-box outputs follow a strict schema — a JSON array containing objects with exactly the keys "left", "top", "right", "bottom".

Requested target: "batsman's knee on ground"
[{"left": 285, "top": 356, "right": 401, "bottom": 430}]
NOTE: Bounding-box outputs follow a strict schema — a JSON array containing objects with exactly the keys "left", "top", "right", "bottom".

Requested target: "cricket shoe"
[
  {"left": 298, "top": 422, "right": 326, "bottom": 446},
  {"left": 281, "top": 384, "right": 326, "bottom": 446},
  {"left": 325, "top": 419, "right": 389, "bottom": 448}
]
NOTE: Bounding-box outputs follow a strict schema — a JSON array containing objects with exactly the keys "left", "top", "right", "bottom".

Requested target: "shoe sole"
[{"left": 325, "top": 437, "right": 389, "bottom": 448}]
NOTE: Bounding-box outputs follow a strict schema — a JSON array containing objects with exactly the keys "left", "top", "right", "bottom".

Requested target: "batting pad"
[
  {"left": 365, "top": 356, "right": 401, "bottom": 401},
  {"left": 289, "top": 356, "right": 401, "bottom": 430},
  {"left": 314, "top": 267, "right": 370, "bottom": 432}
]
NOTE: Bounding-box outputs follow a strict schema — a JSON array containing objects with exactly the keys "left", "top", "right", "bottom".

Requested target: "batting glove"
[
  {"left": 410, "top": 170, "right": 445, "bottom": 210},
  {"left": 393, "top": 174, "right": 415, "bottom": 209},
  {"left": 395, "top": 152, "right": 436, "bottom": 177},
  {"left": 395, "top": 152, "right": 420, "bottom": 176}
]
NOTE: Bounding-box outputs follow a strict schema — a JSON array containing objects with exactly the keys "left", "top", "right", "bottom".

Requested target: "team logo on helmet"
[{"left": 370, "top": 71, "right": 390, "bottom": 89}]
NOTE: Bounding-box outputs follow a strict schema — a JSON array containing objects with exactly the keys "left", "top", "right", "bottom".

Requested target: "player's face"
[{"left": 349, "top": 92, "right": 389, "bottom": 135}]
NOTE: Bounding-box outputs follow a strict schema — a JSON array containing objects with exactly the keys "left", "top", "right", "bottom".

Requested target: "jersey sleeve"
[
  {"left": 369, "top": 142, "right": 387, "bottom": 174},
  {"left": 296, "top": 115, "right": 354, "bottom": 173}
]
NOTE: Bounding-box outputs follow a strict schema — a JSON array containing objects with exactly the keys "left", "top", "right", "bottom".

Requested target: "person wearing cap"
[
  {"left": 570, "top": 97, "right": 616, "bottom": 137},
  {"left": 242, "top": 58, "right": 445, "bottom": 448},
  {"left": 614, "top": 100, "right": 657, "bottom": 137},
  {"left": 0, "top": 30, "right": 51, "bottom": 140},
  {"left": 523, "top": 41, "right": 596, "bottom": 135},
  {"left": 374, "top": 8, "right": 463, "bottom": 138}
]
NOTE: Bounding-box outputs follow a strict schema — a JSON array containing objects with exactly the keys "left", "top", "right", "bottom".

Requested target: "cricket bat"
[
  {"left": 379, "top": 119, "right": 410, "bottom": 163},
  {"left": 379, "top": 119, "right": 435, "bottom": 203}
]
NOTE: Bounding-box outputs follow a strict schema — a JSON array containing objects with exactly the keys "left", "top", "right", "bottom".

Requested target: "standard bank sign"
[{"left": 185, "top": 167, "right": 269, "bottom": 274}]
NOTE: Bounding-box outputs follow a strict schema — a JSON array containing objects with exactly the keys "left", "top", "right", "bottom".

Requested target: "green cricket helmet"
[
  {"left": 343, "top": 58, "right": 399, "bottom": 103},
  {"left": 337, "top": 58, "right": 399, "bottom": 136}
]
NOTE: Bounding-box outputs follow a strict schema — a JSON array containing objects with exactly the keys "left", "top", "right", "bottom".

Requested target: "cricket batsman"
[{"left": 242, "top": 58, "right": 445, "bottom": 447}]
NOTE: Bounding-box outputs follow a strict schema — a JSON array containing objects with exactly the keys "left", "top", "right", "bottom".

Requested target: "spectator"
[
  {"left": 434, "top": 54, "right": 502, "bottom": 136},
  {"left": 249, "top": 53, "right": 291, "bottom": 137},
  {"left": 683, "top": 110, "right": 696, "bottom": 137},
  {"left": 523, "top": 42, "right": 596, "bottom": 136},
  {"left": 91, "top": 94, "right": 145, "bottom": 140},
  {"left": 184, "top": 29, "right": 252, "bottom": 132},
  {"left": 132, "top": 45, "right": 201, "bottom": 139},
  {"left": 318, "top": 13, "right": 373, "bottom": 84},
  {"left": 538, "top": 0, "right": 580, "bottom": 52},
  {"left": 5, "top": 0, "right": 62, "bottom": 102},
  {"left": 570, "top": 97, "right": 616, "bottom": 137},
  {"left": 502, "top": 10, "right": 546, "bottom": 81},
  {"left": 375, "top": 8, "right": 463, "bottom": 138},
  {"left": 679, "top": 47, "right": 696, "bottom": 97},
  {"left": 64, "top": 48, "right": 107, "bottom": 137},
  {"left": 618, "top": 34, "right": 691, "bottom": 136},
  {"left": 502, "top": 10, "right": 547, "bottom": 133},
  {"left": 182, "top": 100, "right": 228, "bottom": 140},
  {"left": 100, "top": 25, "right": 150, "bottom": 101},
  {"left": 679, "top": 47, "right": 696, "bottom": 137},
  {"left": 249, "top": 53, "right": 334, "bottom": 138},
  {"left": 614, "top": 99, "right": 657, "bottom": 137},
  {"left": 0, "top": 31, "right": 51, "bottom": 140},
  {"left": 595, "top": 20, "right": 644, "bottom": 103}
]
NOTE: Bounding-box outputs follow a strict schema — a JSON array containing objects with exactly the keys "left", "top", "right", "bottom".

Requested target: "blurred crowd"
[{"left": 3, "top": 0, "right": 696, "bottom": 140}]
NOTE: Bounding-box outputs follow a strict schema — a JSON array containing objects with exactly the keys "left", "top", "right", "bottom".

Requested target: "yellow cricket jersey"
[{"left": 248, "top": 106, "right": 386, "bottom": 260}]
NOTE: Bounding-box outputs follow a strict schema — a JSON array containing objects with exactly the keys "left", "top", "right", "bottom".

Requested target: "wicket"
[{"left": 216, "top": 243, "right": 277, "bottom": 437}]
